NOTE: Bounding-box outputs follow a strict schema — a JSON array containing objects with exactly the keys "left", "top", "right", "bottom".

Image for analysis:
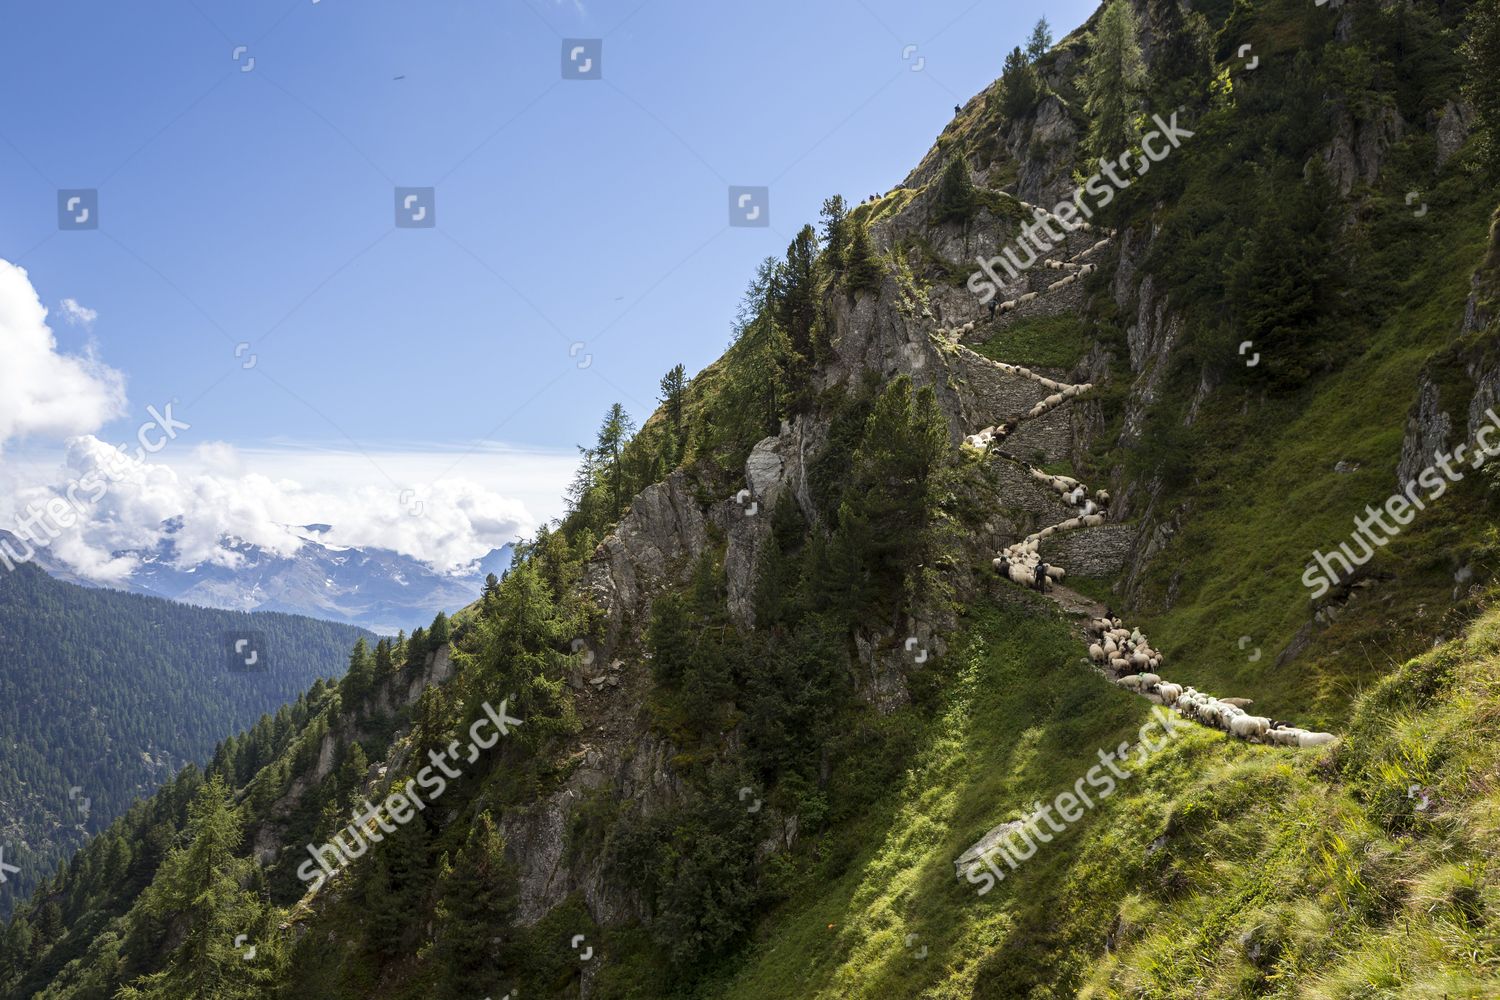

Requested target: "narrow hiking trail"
[{"left": 937, "top": 216, "right": 1338, "bottom": 752}]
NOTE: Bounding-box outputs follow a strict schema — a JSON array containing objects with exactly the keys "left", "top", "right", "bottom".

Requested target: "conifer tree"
[
  {"left": 1026, "top": 17, "right": 1052, "bottom": 61},
  {"left": 933, "top": 155, "right": 979, "bottom": 224},
  {"left": 820, "top": 194, "right": 849, "bottom": 273},
  {"left": 1001, "top": 46, "right": 1042, "bottom": 120},
  {"left": 844, "top": 221, "right": 883, "bottom": 293},
  {"left": 659, "top": 363, "right": 687, "bottom": 447},
  {"left": 116, "top": 777, "right": 276, "bottom": 999},
  {"left": 432, "top": 812, "right": 518, "bottom": 994},
  {"left": 1083, "top": 0, "right": 1147, "bottom": 160}
]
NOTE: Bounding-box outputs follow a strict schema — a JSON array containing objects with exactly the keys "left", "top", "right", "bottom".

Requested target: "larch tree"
[{"left": 1083, "top": 0, "right": 1147, "bottom": 161}]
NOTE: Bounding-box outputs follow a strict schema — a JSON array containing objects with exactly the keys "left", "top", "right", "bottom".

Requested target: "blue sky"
[{"left": 0, "top": 0, "right": 1098, "bottom": 566}]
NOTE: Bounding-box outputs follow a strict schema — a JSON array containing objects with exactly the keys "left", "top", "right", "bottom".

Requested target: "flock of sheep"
[
  {"left": 944, "top": 218, "right": 1339, "bottom": 750},
  {"left": 1086, "top": 617, "right": 1338, "bottom": 748},
  {"left": 990, "top": 464, "right": 1111, "bottom": 592},
  {"left": 961, "top": 364, "right": 1095, "bottom": 452}
]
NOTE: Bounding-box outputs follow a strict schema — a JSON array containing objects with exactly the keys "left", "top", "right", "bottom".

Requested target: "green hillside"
[
  {"left": 0, "top": 563, "right": 371, "bottom": 917},
  {"left": 5, "top": 0, "right": 1500, "bottom": 997}
]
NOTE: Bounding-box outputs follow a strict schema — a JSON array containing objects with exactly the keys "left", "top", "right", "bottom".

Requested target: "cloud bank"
[
  {"left": 6, "top": 439, "right": 546, "bottom": 582},
  {"left": 0, "top": 260, "right": 125, "bottom": 454}
]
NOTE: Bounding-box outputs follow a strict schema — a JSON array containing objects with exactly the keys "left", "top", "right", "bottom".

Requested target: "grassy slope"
[
  {"left": 1130, "top": 194, "right": 1496, "bottom": 732},
  {"left": 697, "top": 588, "right": 1500, "bottom": 999}
]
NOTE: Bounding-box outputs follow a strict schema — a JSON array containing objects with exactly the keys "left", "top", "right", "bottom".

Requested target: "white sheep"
[
  {"left": 1229, "top": 715, "right": 1270, "bottom": 739},
  {"left": 1082, "top": 514, "right": 1105, "bottom": 527},
  {"left": 1089, "top": 643, "right": 1105, "bottom": 663},
  {"left": 1297, "top": 731, "right": 1337, "bottom": 748},
  {"left": 1157, "top": 683, "right": 1183, "bottom": 705}
]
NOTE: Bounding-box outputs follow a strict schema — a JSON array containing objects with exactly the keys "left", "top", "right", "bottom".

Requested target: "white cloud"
[
  {"left": 0, "top": 437, "right": 577, "bottom": 582},
  {"left": 0, "top": 260, "right": 126, "bottom": 456},
  {"left": 58, "top": 297, "right": 98, "bottom": 329}
]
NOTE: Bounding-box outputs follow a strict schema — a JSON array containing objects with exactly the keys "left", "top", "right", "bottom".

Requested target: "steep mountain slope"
[
  {"left": 0, "top": 563, "right": 371, "bottom": 917},
  {"left": 6, "top": 0, "right": 1500, "bottom": 997}
]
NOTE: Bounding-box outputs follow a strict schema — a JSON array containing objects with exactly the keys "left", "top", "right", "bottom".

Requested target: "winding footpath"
[{"left": 940, "top": 229, "right": 1337, "bottom": 751}]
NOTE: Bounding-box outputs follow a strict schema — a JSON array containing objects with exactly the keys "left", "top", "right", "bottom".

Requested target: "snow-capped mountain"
[{"left": 10, "top": 524, "right": 512, "bottom": 633}]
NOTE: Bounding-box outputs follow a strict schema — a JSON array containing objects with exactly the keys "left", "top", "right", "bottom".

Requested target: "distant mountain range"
[{"left": 8, "top": 525, "right": 513, "bottom": 634}]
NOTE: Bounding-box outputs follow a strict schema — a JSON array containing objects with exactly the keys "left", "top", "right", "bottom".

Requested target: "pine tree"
[
  {"left": 1026, "top": 17, "right": 1052, "bottom": 62},
  {"left": 1083, "top": 0, "right": 1147, "bottom": 160},
  {"left": 361, "top": 788, "right": 428, "bottom": 953},
  {"left": 820, "top": 194, "right": 849, "bottom": 273},
  {"left": 427, "top": 611, "right": 451, "bottom": 650},
  {"left": 340, "top": 637, "right": 374, "bottom": 705},
  {"left": 1001, "top": 46, "right": 1042, "bottom": 120},
  {"left": 432, "top": 812, "right": 519, "bottom": 994},
  {"left": 778, "top": 225, "right": 820, "bottom": 359},
  {"left": 659, "top": 363, "right": 687, "bottom": 450},
  {"left": 593, "top": 403, "right": 636, "bottom": 523},
  {"left": 845, "top": 222, "right": 883, "bottom": 293},
  {"left": 933, "top": 156, "right": 978, "bottom": 224},
  {"left": 116, "top": 777, "right": 275, "bottom": 999}
]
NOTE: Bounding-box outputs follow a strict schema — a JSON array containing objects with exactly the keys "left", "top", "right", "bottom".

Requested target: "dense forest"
[
  {"left": 0, "top": 563, "right": 370, "bottom": 915},
  {"left": 6, "top": 0, "right": 1500, "bottom": 996}
]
